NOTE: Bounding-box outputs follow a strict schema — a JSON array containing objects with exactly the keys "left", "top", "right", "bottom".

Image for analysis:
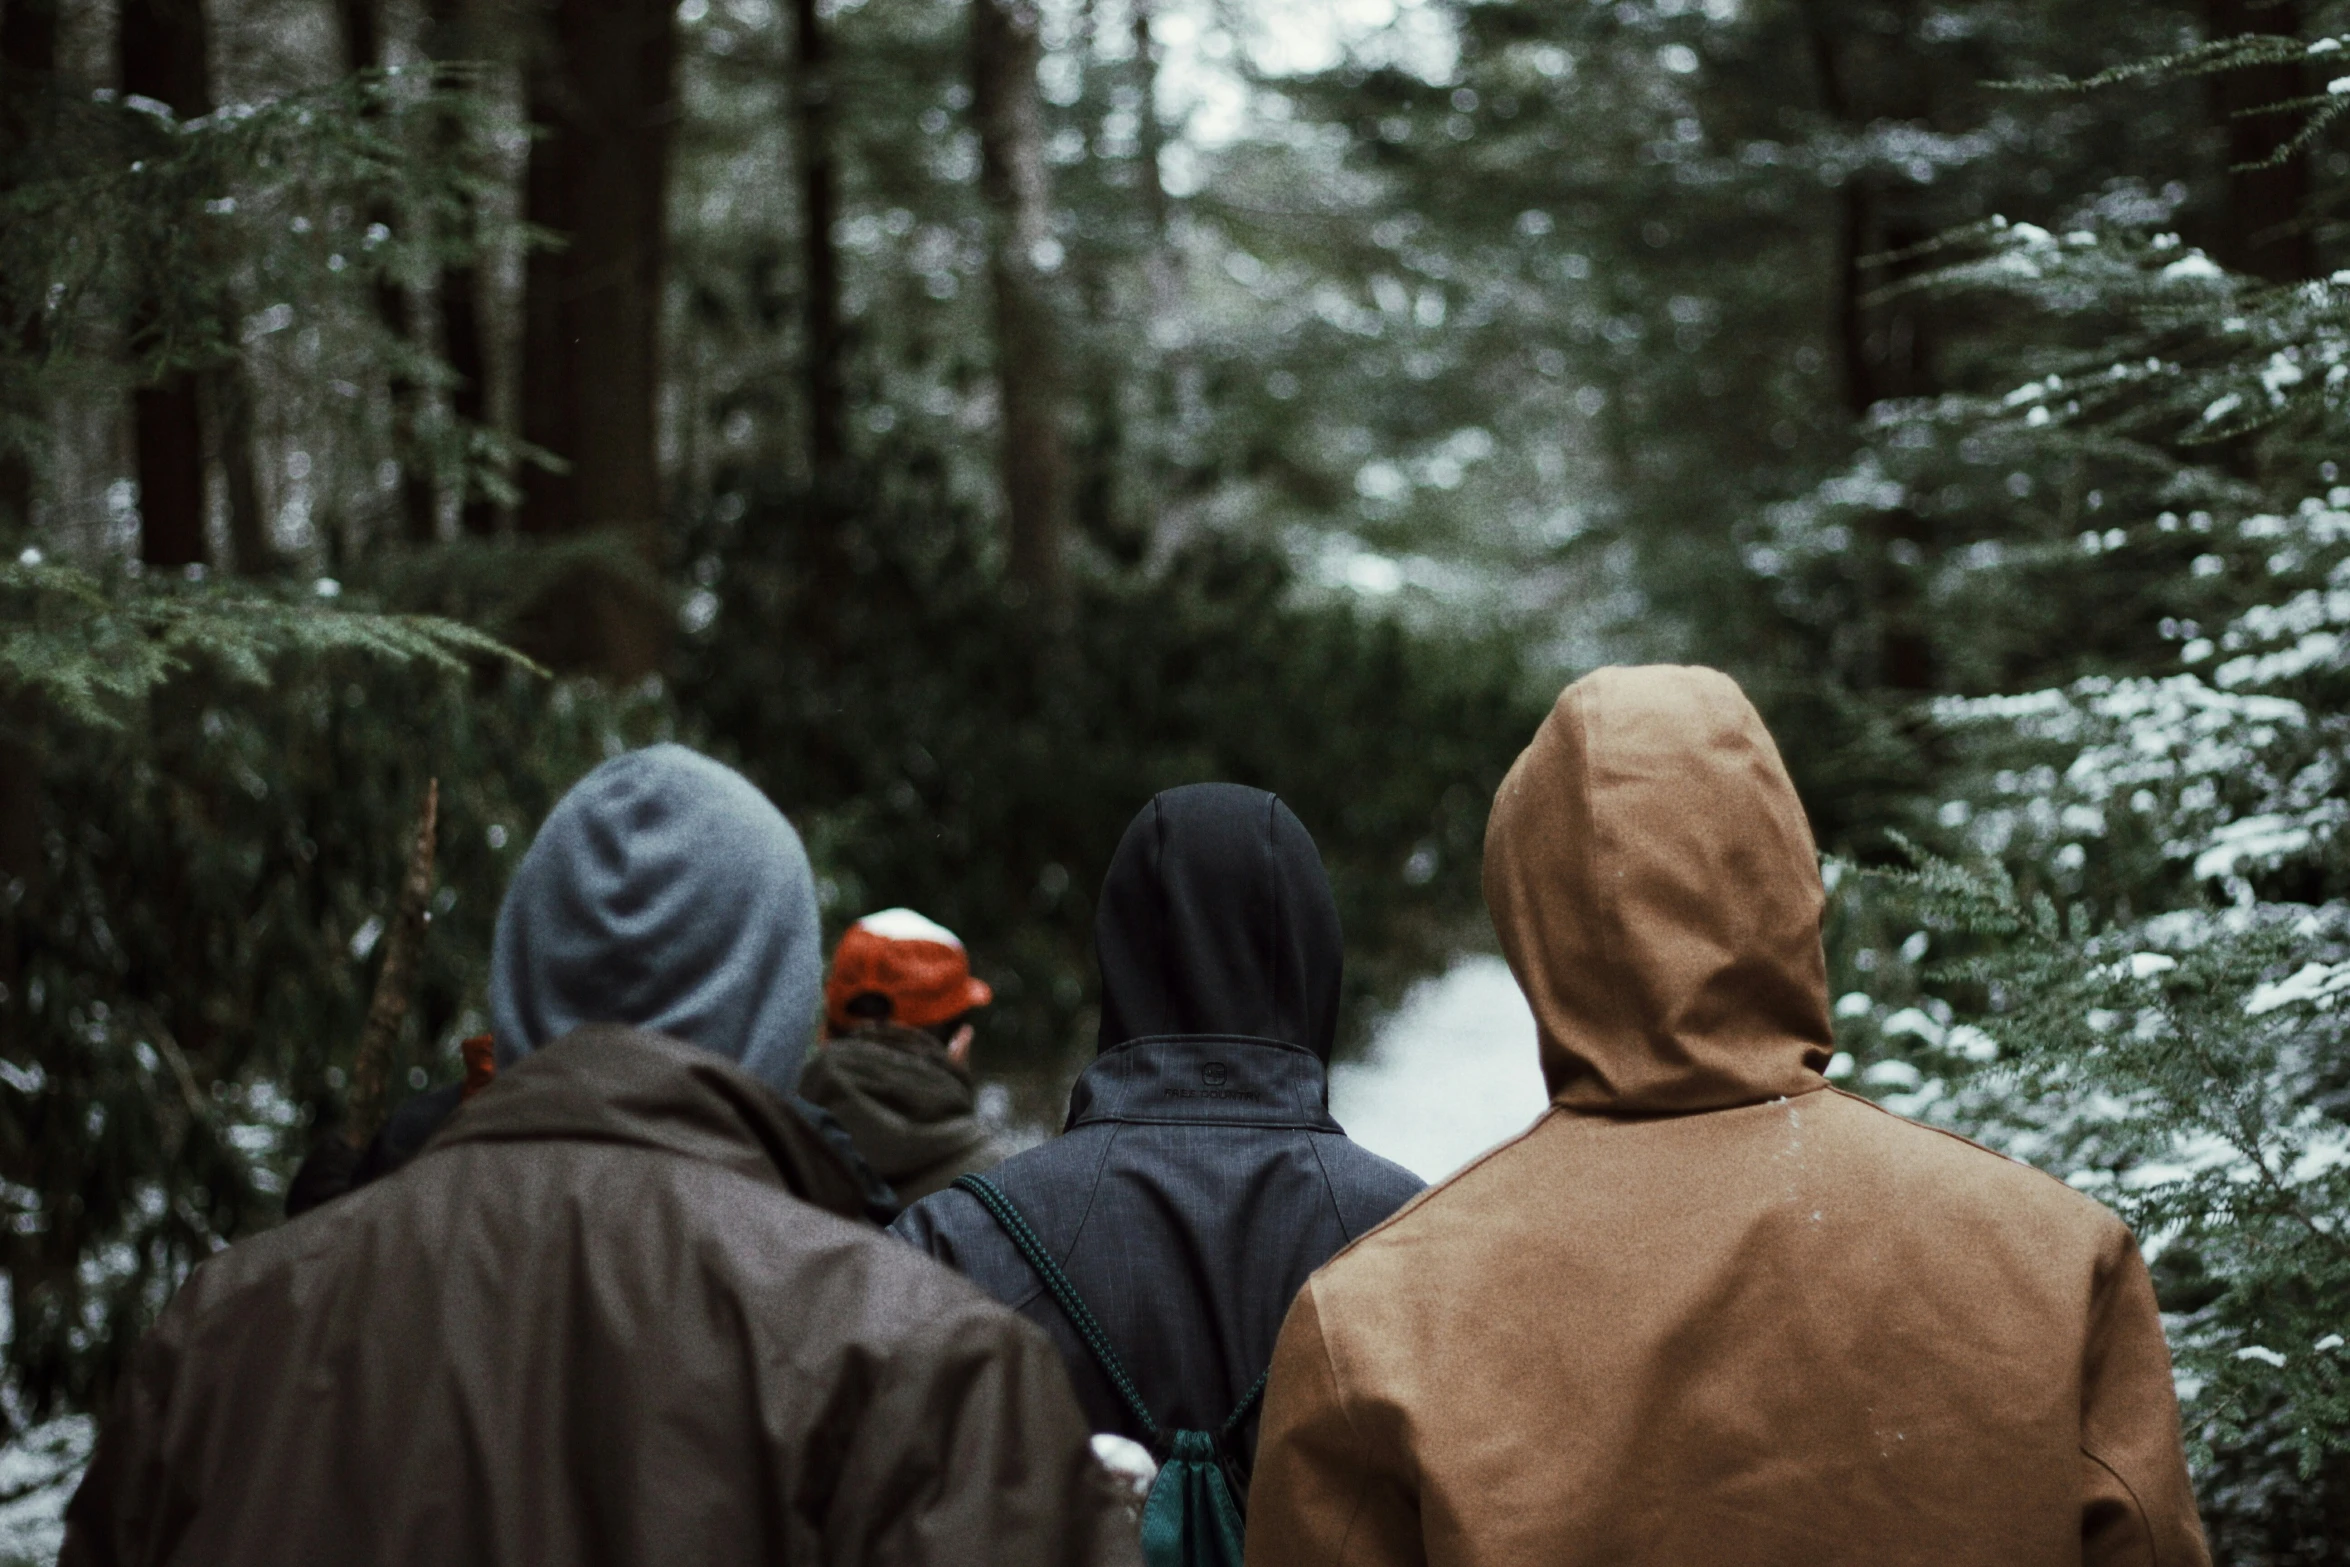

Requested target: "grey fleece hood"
[{"left": 489, "top": 744, "right": 823, "bottom": 1098}]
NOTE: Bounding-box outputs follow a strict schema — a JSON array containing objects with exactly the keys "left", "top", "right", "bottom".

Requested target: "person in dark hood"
[
  {"left": 801, "top": 907, "right": 1008, "bottom": 1202},
  {"left": 64, "top": 745, "right": 1136, "bottom": 1567},
  {"left": 891, "top": 783, "right": 1423, "bottom": 1480}
]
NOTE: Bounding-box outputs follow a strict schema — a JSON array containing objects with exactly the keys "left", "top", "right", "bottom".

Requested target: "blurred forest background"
[{"left": 2, "top": 0, "right": 2350, "bottom": 1557}]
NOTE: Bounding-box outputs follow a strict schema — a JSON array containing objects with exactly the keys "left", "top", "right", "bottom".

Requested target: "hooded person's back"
[
  {"left": 1243, "top": 668, "right": 2207, "bottom": 1567},
  {"left": 63, "top": 745, "right": 1133, "bottom": 1567},
  {"left": 891, "top": 784, "right": 1424, "bottom": 1467}
]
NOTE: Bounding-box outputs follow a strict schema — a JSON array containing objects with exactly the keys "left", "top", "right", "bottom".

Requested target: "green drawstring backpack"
[{"left": 953, "top": 1174, "right": 1265, "bottom": 1567}]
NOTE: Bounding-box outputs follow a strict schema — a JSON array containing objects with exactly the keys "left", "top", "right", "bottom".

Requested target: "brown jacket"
[
  {"left": 1245, "top": 666, "right": 2207, "bottom": 1567},
  {"left": 62, "top": 1026, "right": 1138, "bottom": 1567}
]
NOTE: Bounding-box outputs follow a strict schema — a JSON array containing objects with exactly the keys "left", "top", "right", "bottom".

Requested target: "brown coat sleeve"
[
  {"left": 2080, "top": 1228, "right": 2209, "bottom": 1567},
  {"left": 1245, "top": 1281, "right": 1423, "bottom": 1567},
  {"left": 823, "top": 1303, "right": 1141, "bottom": 1567}
]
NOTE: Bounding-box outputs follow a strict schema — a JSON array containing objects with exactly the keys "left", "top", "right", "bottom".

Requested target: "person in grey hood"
[
  {"left": 491, "top": 742, "right": 824, "bottom": 1096},
  {"left": 64, "top": 744, "right": 1139, "bottom": 1567},
  {"left": 891, "top": 783, "right": 1424, "bottom": 1484},
  {"left": 492, "top": 743, "right": 899, "bottom": 1218}
]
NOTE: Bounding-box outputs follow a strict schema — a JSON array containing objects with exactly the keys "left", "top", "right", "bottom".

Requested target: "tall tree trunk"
[
  {"left": 425, "top": 0, "right": 496, "bottom": 537},
  {"left": 1807, "top": 10, "right": 1935, "bottom": 693},
  {"left": 120, "top": 0, "right": 271, "bottom": 572},
  {"left": 2205, "top": 0, "right": 2315, "bottom": 283},
  {"left": 339, "top": 0, "right": 437, "bottom": 543},
  {"left": 517, "top": 0, "right": 677, "bottom": 675},
  {"left": 206, "top": 371, "right": 272, "bottom": 571},
  {"left": 1123, "top": 0, "right": 1174, "bottom": 555},
  {"left": 119, "top": 0, "right": 211, "bottom": 568},
  {"left": 0, "top": 4, "right": 54, "bottom": 1374},
  {"left": 971, "top": 0, "right": 1069, "bottom": 598},
  {"left": 0, "top": 0, "right": 60, "bottom": 536},
  {"left": 791, "top": 0, "right": 848, "bottom": 611}
]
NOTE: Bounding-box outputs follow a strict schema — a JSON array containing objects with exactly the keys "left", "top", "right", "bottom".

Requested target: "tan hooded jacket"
[{"left": 1245, "top": 666, "right": 2207, "bottom": 1567}]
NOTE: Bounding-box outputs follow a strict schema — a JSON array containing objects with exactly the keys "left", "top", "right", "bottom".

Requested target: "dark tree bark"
[
  {"left": 791, "top": 0, "right": 844, "bottom": 493},
  {"left": 971, "top": 0, "right": 1070, "bottom": 597},
  {"left": 0, "top": 0, "right": 59, "bottom": 142},
  {"left": 0, "top": 4, "right": 54, "bottom": 1410},
  {"left": 1067, "top": 0, "right": 1124, "bottom": 560},
  {"left": 119, "top": 0, "right": 211, "bottom": 568},
  {"left": 1124, "top": 0, "right": 1175, "bottom": 555},
  {"left": 206, "top": 372, "right": 272, "bottom": 572},
  {"left": 424, "top": 0, "right": 496, "bottom": 537},
  {"left": 1806, "top": 7, "right": 1935, "bottom": 693},
  {"left": 120, "top": 0, "right": 271, "bottom": 571},
  {"left": 0, "top": 0, "right": 60, "bottom": 535},
  {"left": 791, "top": 0, "right": 848, "bottom": 610},
  {"left": 517, "top": 0, "right": 677, "bottom": 674},
  {"left": 338, "top": 0, "right": 436, "bottom": 544},
  {"left": 2204, "top": 0, "right": 2316, "bottom": 283}
]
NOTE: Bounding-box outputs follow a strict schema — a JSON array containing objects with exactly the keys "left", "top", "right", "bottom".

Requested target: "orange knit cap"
[{"left": 824, "top": 908, "right": 994, "bottom": 1034}]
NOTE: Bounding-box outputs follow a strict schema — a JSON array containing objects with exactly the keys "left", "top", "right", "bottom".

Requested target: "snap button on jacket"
[
  {"left": 1245, "top": 666, "right": 2208, "bottom": 1567},
  {"left": 63, "top": 1026, "right": 1138, "bottom": 1567}
]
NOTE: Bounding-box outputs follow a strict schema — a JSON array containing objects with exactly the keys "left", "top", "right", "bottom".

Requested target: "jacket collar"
[
  {"left": 435, "top": 1024, "right": 871, "bottom": 1220},
  {"left": 1065, "top": 1035, "right": 1340, "bottom": 1132}
]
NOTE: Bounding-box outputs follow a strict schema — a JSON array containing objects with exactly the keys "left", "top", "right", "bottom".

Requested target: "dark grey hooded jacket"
[{"left": 891, "top": 784, "right": 1422, "bottom": 1469}]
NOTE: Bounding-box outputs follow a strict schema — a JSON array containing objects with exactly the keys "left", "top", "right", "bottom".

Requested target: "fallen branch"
[{"left": 346, "top": 778, "right": 438, "bottom": 1150}]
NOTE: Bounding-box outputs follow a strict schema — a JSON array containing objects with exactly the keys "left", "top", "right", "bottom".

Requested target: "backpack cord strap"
[
  {"left": 1219, "top": 1368, "right": 1270, "bottom": 1443},
  {"left": 953, "top": 1174, "right": 1162, "bottom": 1442}
]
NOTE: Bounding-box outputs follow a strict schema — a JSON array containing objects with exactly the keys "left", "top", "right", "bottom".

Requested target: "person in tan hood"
[{"left": 1244, "top": 666, "right": 2207, "bottom": 1567}]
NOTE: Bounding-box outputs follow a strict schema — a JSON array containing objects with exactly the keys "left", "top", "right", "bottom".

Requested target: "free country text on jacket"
[
  {"left": 892, "top": 783, "right": 1424, "bottom": 1472},
  {"left": 1244, "top": 666, "right": 2208, "bottom": 1567},
  {"left": 64, "top": 744, "right": 1134, "bottom": 1567}
]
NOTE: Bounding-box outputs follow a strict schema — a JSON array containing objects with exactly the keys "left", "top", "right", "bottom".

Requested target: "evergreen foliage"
[
  {"left": 1792, "top": 30, "right": 2350, "bottom": 1553},
  {"left": 678, "top": 481, "right": 1541, "bottom": 1120},
  {"left": 0, "top": 555, "right": 528, "bottom": 728},
  {"left": 11, "top": 0, "right": 2350, "bottom": 1554},
  {"left": 0, "top": 68, "right": 523, "bottom": 518}
]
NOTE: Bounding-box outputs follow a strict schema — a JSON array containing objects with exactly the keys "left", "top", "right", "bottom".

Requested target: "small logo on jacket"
[{"left": 1171, "top": 1060, "right": 1249, "bottom": 1100}]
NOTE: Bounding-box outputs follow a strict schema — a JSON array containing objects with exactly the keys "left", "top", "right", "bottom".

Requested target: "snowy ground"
[
  {"left": 0, "top": 1414, "right": 89, "bottom": 1565},
  {"left": 1331, "top": 953, "right": 1550, "bottom": 1182}
]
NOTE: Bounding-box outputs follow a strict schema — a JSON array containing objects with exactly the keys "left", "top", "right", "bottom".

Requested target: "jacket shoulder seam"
[
  {"left": 1304, "top": 1131, "right": 1352, "bottom": 1241},
  {"left": 2080, "top": 1443, "right": 2161, "bottom": 1567},
  {"left": 918, "top": 1186, "right": 1048, "bottom": 1313},
  {"left": 1059, "top": 1120, "right": 1123, "bottom": 1264}
]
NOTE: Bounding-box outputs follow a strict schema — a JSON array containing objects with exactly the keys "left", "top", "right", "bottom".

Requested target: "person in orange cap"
[{"left": 798, "top": 908, "right": 1009, "bottom": 1202}]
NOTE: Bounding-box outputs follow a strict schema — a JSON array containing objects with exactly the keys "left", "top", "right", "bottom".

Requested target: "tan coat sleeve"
[
  {"left": 2080, "top": 1228, "right": 2209, "bottom": 1567},
  {"left": 823, "top": 1304, "right": 1141, "bottom": 1567},
  {"left": 1246, "top": 1280, "right": 1422, "bottom": 1567}
]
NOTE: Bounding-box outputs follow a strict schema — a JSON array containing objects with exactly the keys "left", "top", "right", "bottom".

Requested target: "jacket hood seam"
[
  {"left": 1548, "top": 1076, "right": 1837, "bottom": 1124},
  {"left": 1094, "top": 1032, "right": 1325, "bottom": 1059}
]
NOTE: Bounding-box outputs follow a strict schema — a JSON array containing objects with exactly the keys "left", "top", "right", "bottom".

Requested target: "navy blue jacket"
[{"left": 891, "top": 785, "right": 1423, "bottom": 1467}]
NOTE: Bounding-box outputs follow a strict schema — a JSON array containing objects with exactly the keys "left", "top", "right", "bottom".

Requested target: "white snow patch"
[{"left": 1330, "top": 955, "right": 1550, "bottom": 1182}]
